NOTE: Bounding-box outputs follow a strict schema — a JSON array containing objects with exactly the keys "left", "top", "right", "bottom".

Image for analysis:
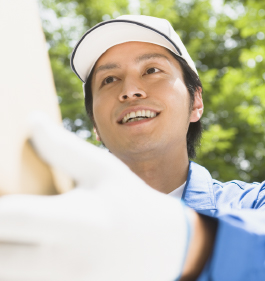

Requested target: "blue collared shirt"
[{"left": 183, "top": 161, "right": 265, "bottom": 281}]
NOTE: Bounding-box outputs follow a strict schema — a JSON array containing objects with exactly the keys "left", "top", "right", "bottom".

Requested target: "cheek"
[
  {"left": 92, "top": 94, "right": 107, "bottom": 129},
  {"left": 92, "top": 92, "right": 116, "bottom": 133},
  {"left": 157, "top": 80, "right": 191, "bottom": 135},
  {"left": 152, "top": 78, "right": 189, "bottom": 110}
]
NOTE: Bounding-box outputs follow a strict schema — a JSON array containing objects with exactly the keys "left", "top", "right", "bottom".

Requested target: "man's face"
[{"left": 91, "top": 42, "right": 201, "bottom": 161}]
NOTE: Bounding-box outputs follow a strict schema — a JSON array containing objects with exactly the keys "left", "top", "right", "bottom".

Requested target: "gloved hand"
[{"left": 0, "top": 113, "right": 192, "bottom": 281}]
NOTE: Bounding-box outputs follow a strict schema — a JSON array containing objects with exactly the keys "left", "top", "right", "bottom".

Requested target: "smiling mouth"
[{"left": 120, "top": 110, "right": 158, "bottom": 124}]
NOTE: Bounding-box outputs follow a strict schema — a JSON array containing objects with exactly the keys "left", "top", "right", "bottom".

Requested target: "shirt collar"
[{"left": 182, "top": 161, "right": 216, "bottom": 210}]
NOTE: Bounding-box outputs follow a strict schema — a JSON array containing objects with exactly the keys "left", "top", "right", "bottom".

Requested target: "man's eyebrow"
[
  {"left": 135, "top": 53, "right": 170, "bottom": 63},
  {"left": 94, "top": 63, "right": 121, "bottom": 77},
  {"left": 94, "top": 53, "right": 168, "bottom": 77}
]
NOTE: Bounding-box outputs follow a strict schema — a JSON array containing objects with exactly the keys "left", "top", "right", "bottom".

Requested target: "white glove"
[{"left": 0, "top": 113, "right": 192, "bottom": 281}]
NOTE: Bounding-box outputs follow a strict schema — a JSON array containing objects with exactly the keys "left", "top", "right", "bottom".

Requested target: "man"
[
  {"left": 71, "top": 15, "right": 265, "bottom": 280},
  {"left": 0, "top": 3, "right": 205, "bottom": 280},
  {"left": 0, "top": 2, "right": 191, "bottom": 280}
]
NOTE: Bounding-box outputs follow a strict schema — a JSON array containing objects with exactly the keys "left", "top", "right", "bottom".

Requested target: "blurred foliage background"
[{"left": 38, "top": 0, "right": 265, "bottom": 183}]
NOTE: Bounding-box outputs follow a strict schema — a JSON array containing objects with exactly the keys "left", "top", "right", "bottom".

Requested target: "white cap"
[{"left": 71, "top": 15, "right": 197, "bottom": 83}]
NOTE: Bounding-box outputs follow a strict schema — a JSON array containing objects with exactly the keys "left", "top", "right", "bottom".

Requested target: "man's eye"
[
  {"left": 145, "top": 67, "right": 160, "bottom": 75},
  {"left": 103, "top": 76, "right": 117, "bottom": 85}
]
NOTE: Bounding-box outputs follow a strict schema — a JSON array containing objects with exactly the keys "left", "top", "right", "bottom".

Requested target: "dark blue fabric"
[{"left": 183, "top": 161, "right": 265, "bottom": 281}]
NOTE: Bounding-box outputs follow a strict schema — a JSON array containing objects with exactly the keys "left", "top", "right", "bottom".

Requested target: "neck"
[{"left": 118, "top": 144, "right": 190, "bottom": 194}]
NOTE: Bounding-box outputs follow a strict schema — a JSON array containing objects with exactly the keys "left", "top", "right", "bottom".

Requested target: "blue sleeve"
[{"left": 197, "top": 209, "right": 265, "bottom": 281}]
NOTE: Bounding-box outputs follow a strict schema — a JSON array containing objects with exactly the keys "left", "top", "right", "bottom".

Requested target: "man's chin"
[{"left": 111, "top": 140, "right": 163, "bottom": 161}]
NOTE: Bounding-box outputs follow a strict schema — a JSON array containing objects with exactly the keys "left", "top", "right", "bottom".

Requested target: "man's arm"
[
  {"left": 182, "top": 207, "right": 265, "bottom": 281},
  {"left": 0, "top": 114, "right": 192, "bottom": 281},
  {"left": 27, "top": 115, "right": 265, "bottom": 281},
  {"left": 2, "top": 114, "right": 265, "bottom": 281},
  {"left": 181, "top": 211, "right": 218, "bottom": 281}
]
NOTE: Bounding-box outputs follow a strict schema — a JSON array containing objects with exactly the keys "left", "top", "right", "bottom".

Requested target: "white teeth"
[
  {"left": 146, "top": 110, "right": 151, "bottom": 117},
  {"left": 129, "top": 112, "right": 136, "bottom": 118},
  {"left": 121, "top": 110, "right": 157, "bottom": 123},
  {"left": 136, "top": 110, "right": 142, "bottom": 117}
]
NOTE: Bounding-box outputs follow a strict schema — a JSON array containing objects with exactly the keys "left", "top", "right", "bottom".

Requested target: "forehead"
[{"left": 97, "top": 41, "right": 169, "bottom": 60}]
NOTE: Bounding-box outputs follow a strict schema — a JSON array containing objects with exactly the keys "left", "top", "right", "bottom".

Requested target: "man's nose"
[{"left": 118, "top": 78, "right": 147, "bottom": 102}]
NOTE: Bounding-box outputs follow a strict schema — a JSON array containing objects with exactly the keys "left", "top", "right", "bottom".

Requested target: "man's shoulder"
[
  {"left": 189, "top": 161, "right": 264, "bottom": 188},
  {"left": 187, "top": 161, "right": 265, "bottom": 210},
  {"left": 212, "top": 178, "right": 263, "bottom": 190}
]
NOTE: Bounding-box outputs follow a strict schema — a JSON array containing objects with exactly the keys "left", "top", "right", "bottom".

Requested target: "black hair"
[{"left": 84, "top": 50, "right": 202, "bottom": 158}]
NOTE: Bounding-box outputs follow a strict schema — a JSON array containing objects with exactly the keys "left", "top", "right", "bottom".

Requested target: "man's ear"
[
  {"left": 93, "top": 127, "right": 101, "bottom": 142},
  {"left": 190, "top": 87, "right": 203, "bottom": 122}
]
